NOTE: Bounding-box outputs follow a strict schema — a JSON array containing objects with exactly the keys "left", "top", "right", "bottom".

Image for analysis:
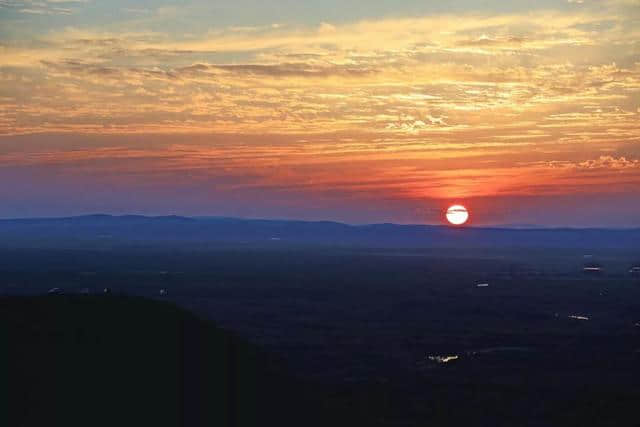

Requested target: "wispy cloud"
[
  {"left": 0, "top": 0, "right": 88, "bottom": 15},
  {"left": 545, "top": 155, "right": 640, "bottom": 170}
]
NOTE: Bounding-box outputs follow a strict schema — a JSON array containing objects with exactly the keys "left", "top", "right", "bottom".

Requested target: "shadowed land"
[{"left": 1, "top": 216, "right": 640, "bottom": 426}]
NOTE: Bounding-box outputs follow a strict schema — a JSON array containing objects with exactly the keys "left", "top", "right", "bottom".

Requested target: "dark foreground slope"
[
  {"left": 0, "top": 296, "right": 279, "bottom": 427},
  {"left": 2, "top": 289, "right": 640, "bottom": 427},
  {"left": 2, "top": 296, "right": 421, "bottom": 427}
]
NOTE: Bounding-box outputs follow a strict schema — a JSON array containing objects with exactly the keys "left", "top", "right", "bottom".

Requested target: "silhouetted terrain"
[
  {"left": 1, "top": 214, "right": 639, "bottom": 248},
  {"left": 1, "top": 296, "right": 278, "bottom": 427},
  {"left": 1, "top": 216, "right": 640, "bottom": 426}
]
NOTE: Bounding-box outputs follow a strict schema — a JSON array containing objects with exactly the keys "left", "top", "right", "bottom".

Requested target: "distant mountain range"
[{"left": 0, "top": 214, "right": 638, "bottom": 249}]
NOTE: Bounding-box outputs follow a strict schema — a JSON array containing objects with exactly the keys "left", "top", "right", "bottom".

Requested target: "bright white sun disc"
[{"left": 446, "top": 205, "right": 469, "bottom": 225}]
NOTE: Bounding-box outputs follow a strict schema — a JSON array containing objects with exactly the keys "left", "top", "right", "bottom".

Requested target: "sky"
[{"left": 0, "top": 0, "right": 639, "bottom": 226}]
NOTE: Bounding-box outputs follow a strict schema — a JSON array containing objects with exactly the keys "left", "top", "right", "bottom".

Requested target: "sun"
[{"left": 446, "top": 205, "right": 469, "bottom": 226}]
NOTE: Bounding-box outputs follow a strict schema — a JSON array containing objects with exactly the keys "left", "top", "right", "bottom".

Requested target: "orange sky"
[{"left": 0, "top": 1, "right": 639, "bottom": 225}]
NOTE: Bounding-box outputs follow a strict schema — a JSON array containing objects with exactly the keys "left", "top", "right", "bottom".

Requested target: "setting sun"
[{"left": 446, "top": 205, "right": 469, "bottom": 226}]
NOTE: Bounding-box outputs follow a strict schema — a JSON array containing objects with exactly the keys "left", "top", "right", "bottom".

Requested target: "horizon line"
[{"left": 0, "top": 213, "right": 638, "bottom": 231}]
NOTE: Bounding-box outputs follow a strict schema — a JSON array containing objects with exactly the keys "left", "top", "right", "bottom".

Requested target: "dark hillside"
[{"left": 0, "top": 296, "right": 272, "bottom": 427}]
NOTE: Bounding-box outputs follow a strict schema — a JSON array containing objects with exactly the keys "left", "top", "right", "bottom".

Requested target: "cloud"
[
  {"left": 537, "top": 155, "right": 640, "bottom": 171},
  {"left": 0, "top": 0, "right": 88, "bottom": 15},
  {"left": 456, "top": 35, "right": 526, "bottom": 47},
  {"left": 577, "top": 156, "right": 640, "bottom": 169},
  {"left": 318, "top": 22, "right": 337, "bottom": 34},
  {"left": 188, "top": 63, "right": 375, "bottom": 78}
]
